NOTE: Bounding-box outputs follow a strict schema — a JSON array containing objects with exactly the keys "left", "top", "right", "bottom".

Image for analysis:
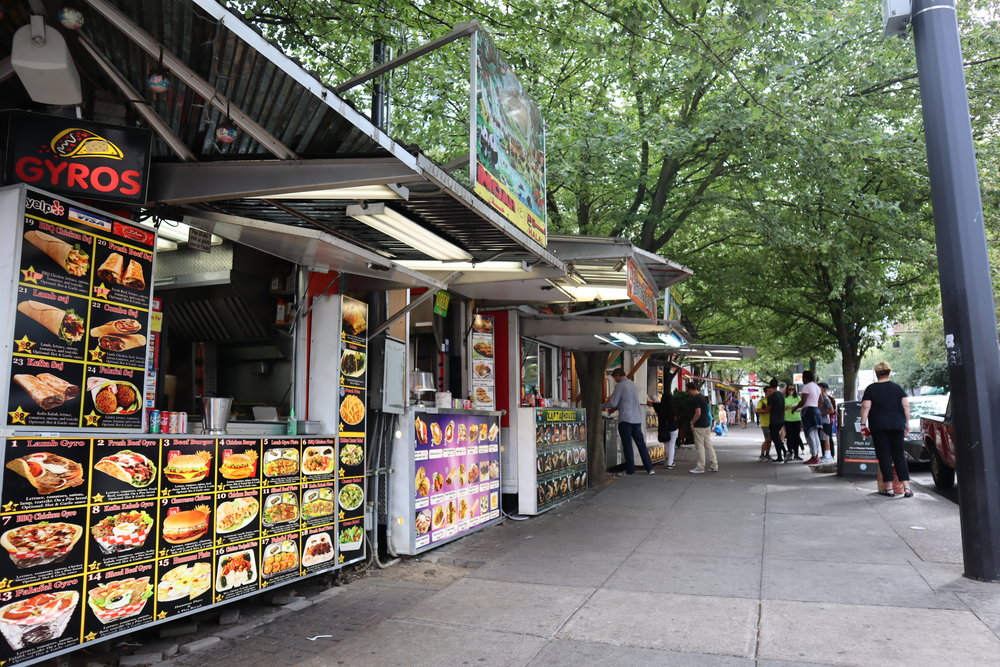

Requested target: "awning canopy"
[
  {"left": 0, "top": 0, "right": 562, "bottom": 277},
  {"left": 519, "top": 313, "right": 688, "bottom": 351}
]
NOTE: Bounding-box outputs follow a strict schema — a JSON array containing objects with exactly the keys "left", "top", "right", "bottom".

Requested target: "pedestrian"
[
  {"left": 860, "top": 362, "right": 912, "bottom": 497},
  {"left": 819, "top": 382, "right": 837, "bottom": 459},
  {"left": 650, "top": 392, "right": 678, "bottom": 469},
  {"left": 727, "top": 395, "right": 738, "bottom": 429},
  {"left": 739, "top": 396, "right": 749, "bottom": 427},
  {"left": 792, "top": 370, "right": 830, "bottom": 464},
  {"left": 686, "top": 382, "right": 718, "bottom": 473},
  {"left": 756, "top": 387, "right": 773, "bottom": 461},
  {"left": 783, "top": 385, "right": 804, "bottom": 460},
  {"left": 767, "top": 378, "right": 787, "bottom": 463},
  {"left": 718, "top": 400, "right": 729, "bottom": 436},
  {"left": 604, "top": 368, "right": 655, "bottom": 475}
]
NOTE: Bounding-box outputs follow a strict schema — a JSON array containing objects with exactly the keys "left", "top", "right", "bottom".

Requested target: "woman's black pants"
[{"left": 871, "top": 428, "right": 909, "bottom": 482}]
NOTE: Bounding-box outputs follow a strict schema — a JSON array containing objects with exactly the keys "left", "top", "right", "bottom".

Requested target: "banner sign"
[
  {"left": 5, "top": 112, "right": 152, "bottom": 205},
  {"left": 6, "top": 187, "right": 154, "bottom": 430},
  {"left": 337, "top": 296, "right": 369, "bottom": 566},
  {"left": 626, "top": 258, "right": 658, "bottom": 320},
  {"left": 470, "top": 30, "right": 547, "bottom": 246},
  {"left": 470, "top": 315, "right": 495, "bottom": 410}
]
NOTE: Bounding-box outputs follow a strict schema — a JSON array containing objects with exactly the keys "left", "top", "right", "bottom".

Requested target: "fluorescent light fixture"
[
  {"left": 594, "top": 334, "right": 617, "bottom": 345},
  {"left": 658, "top": 332, "right": 685, "bottom": 347},
  {"left": 560, "top": 285, "right": 630, "bottom": 302},
  {"left": 149, "top": 220, "right": 223, "bottom": 247},
  {"left": 398, "top": 260, "right": 530, "bottom": 273},
  {"left": 156, "top": 238, "right": 178, "bottom": 252},
  {"left": 611, "top": 332, "right": 639, "bottom": 345},
  {"left": 251, "top": 184, "right": 407, "bottom": 200},
  {"left": 347, "top": 202, "right": 473, "bottom": 261}
]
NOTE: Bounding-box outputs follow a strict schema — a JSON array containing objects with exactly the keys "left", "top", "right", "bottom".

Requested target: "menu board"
[
  {"left": 337, "top": 296, "right": 368, "bottom": 566},
  {"left": 643, "top": 408, "right": 665, "bottom": 464},
  {"left": 0, "top": 435, "right": 358, "bottom": 666},
  {"left": 534, "top": 409, "right": 588, "bottom": 512},
  {"left": 470, "top": 315, "right": 495, "bottom": 410},
  {"left": 412, "top": 411, "right": 501, "bottom": 551},
  {"left": 4, "top": 187, "right": 153, "bottom": 431}
]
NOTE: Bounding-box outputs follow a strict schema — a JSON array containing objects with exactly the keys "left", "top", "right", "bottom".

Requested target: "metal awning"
[
  {"left": 178, "top": 209, "right": 448, "bottom": 292},
  {"left": 519, "top": 313, "right": 687, "bottom": 351},
  {"left": 0, "top": 0, "right": 562, "bottom": 272}
]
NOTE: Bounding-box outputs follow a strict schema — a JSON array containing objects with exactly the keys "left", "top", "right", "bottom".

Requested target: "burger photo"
[
  {"left": 220, "top": 451, "right": 258, "bottom": 480},
  {"left": 162, "top": 506, "right": 210, "bottom": 544},
  {"left": 163, "top": 451, "right": 211, "bottom": 484}
]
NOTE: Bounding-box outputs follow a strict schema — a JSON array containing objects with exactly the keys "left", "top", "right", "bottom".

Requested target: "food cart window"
[{"left": 521, "top": 338, "right": 557, "bottom": 401}]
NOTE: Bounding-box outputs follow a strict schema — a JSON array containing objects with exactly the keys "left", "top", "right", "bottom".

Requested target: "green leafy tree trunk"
[{"left": 573, "top": 350, "right": 610, "bottom": 485}]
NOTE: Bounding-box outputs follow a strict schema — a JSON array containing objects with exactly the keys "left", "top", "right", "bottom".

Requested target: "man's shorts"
[{"left": 761, "top": 425, "right": 770, "bottom": 438}]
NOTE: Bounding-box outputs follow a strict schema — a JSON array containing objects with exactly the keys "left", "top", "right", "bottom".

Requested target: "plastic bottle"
[{"left": 286, "top": 407, "right": 298, "bottom": 436}]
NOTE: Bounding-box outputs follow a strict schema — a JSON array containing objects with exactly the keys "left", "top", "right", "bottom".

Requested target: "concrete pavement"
[{"left": 158, "top": 430, "right": 1000, "bottom": 666}]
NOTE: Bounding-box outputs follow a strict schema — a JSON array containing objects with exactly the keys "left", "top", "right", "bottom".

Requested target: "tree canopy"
[{"left": 236, "top": 0, "right": 1000, "bottom": 387}]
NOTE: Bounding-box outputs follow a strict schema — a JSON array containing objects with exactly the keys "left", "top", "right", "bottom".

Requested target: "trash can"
[{"left": 837, "top": 401, "right": 878, "bottom": 476}]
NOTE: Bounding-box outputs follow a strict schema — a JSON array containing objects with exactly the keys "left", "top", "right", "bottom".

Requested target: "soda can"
[
  {"left": 178, "top": 411, "right": 188, "bottom": 434},
  {"left": 169, "top": 412, "right": 180, "bottom": 434},
  {"left": 149, "top": 409, "right": 161, "bottom": 434},
  {"left": 160, "top": 411, "right": 171, "bottom": 434}
]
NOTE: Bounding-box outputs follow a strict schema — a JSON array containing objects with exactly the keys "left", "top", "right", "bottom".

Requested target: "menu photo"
[
  {"left": 216, "top": 439, "right": 261, "bottom": 492},
  {"left": 6, "top": 359, "right": 84, "bottom": 428},
  {"left": 339, "top": 341, "right": 366, "bottom": 390},
  {"left": 0, "top": 438, "right": 90, "bottom": 513},
  {"left": 13, "top": 287, "right": 88, "bottom": 363},
  {"left": 81, "top": 365, "right": 143, "bottom": 430},
  {"left": 214, "top": 489, "right": 261, "bottom": 546},
  {"left": 86, "top": 301, "right": 147, "bottom": 370},
  {"left": 82, "top": 560, "right": 154, "bottom": 640},
  {"left": 300, "top": 482, "right": 335, "bottom": 529},
  {"left": 338, "top": 436, "right": 364, "bottom": 480},
  {"left": 90, "top": 438, "right": 159, "bottom": 503},
  {"left": 340, "top": 297, "right": 367, "bottom": 345},
  {"left": 338, "top": 386, "right": 366, "bottom": 436},
  {"left": 159, "top": 439, "right": 216, "bottom": 497},
  {"left": 260, "top": 486, "right": 299, "bottom": 535},
  {"left": 154, "top": 550, "right": 212, "bottom": 618},
  {"left": 156, "top": 495, "right": 213, "bottom": 559},
  {"left": 337, "top": 516, "right": 364, "bottom": 561},
  {"left": 19, "top": 214, "right": 93, "bottom": 295},
  {"left": 300, "top": 525, "right": 335, "bottom": 574},
  {"left": 85, "top": 499, "right": 157, "bottom": 572},
  {"left": 0, "top": 576, "right": 84, "bottom": 666},
  {"left": 300, "top": 439, "right": 336, "bottom": 482},
  {"left": 0, "top": 506, "right": 88, "bottom": 588},
  {"left": 214, "top": 539, "right": 260, "bottom": 602},
  {"left": 91, "top": 237, "right": 152, "bottom": 309},
  {"left": 260, "top": 438, "right": 300, "bottom": 487},
  {"left": 260, "top": 532, "right": 299, "bottom": 586}
]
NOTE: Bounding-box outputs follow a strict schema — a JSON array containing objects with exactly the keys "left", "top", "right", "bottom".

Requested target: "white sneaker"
[
  {"left": 820, "top": 455, "right": 834, "bottom": 463},
  {"left": 689, "top": 468, "right": 705, "bottom": 474}
]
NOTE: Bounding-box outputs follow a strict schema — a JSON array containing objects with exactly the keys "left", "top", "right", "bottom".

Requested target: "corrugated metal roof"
[{"left": 0, "top": 0, "right": 562, "bottom": 268}]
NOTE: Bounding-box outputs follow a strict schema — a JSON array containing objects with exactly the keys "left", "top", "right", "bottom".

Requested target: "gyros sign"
[{"left": 5, "top": 111, "right": 151, "bottom": 205}]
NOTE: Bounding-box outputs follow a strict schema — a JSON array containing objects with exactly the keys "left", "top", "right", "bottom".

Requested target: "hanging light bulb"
[
  {"left": 215, "top": 121, "right": 238, "bottom": 144},
  {"left": 146, "top": 68, "right": 171, "bottom": 94},
  {"left": 215, "top": 102, "right": 238, "bottom": 144},
  {"left": 58, "top": 6, "right": 85, "bottom": 30}
]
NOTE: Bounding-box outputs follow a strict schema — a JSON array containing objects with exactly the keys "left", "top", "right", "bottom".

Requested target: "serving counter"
[{"left": 388, "top": 407, "right": 502, "bottom": 556}]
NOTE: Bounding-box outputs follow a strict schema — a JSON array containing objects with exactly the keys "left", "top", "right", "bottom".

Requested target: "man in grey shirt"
[{"left": 604, "top": 368, "right": 655, "bottom": 475}]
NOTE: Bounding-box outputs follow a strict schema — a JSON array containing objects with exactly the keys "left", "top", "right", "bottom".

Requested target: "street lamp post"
[{"left": 905, "top": 0, "right": 1000, "bottom": 581}]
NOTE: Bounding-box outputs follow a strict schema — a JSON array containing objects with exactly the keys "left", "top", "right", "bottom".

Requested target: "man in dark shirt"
[
  {"left": 767, "top": 379, "right": 787, "bottom": 463},
  {"left": 687, "top": 382, "right": 718, "bottom": 473}
]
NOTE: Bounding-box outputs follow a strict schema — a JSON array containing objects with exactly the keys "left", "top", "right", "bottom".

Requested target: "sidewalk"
[{"left": 160, "top": 431, "right": 1000, "bottom": 666}]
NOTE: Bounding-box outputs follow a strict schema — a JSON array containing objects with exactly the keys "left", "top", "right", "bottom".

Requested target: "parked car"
[
  {"left": 920, "top": 396, "right": 955, "bottom": 489},
  {"left": 903, "top": 394, "right": 950, "bottom": 463}
]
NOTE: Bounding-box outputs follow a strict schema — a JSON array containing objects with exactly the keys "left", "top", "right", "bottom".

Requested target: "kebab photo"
[
  {"left": 97, "top": 253, "right": 146, "bottom": 290},
  {"left": 23, "top": 229, "right": 89, "bottom": 277},
  {"left": 5, "top": 452, "right": 84, "bottom": 495},
  {"left": 0, "top": 592, "right": 79, "bottom": 651},
  {"left": 94, "top": 450, "right": 157, "bottom": 488},
  {"left": 12, "top": 373, "right": 79, "bottom": 410},
  {"left": 17, "top": 300, "right": 84, "bottom": 343}
]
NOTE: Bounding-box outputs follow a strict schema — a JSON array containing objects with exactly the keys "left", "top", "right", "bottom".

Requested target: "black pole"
[{"left": 911, "top": 0, "right": 1000, "bottom": 581}]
